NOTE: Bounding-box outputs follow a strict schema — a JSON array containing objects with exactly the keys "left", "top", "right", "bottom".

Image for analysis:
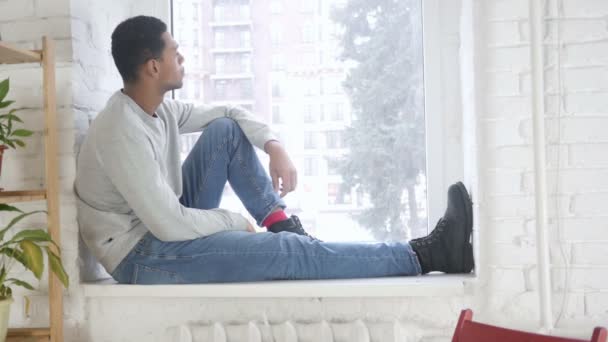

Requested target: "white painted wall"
[{"left": 0, "top": 0, "right": 607, "bottom": 341}]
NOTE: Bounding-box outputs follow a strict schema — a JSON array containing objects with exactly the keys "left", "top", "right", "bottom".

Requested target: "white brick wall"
[{"left": 2, "top": 0, "right": 608, "bottom": 341}]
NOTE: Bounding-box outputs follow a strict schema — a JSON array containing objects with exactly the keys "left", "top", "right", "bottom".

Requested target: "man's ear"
[{"left": 143, "top": 59, "right": 160, "bottom": 78}]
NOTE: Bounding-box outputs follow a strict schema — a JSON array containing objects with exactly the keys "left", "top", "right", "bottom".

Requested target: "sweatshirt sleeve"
[
  {"left": 95, "top": 130, "right": 249, "bottom": 241},
  {"left": 166, "top": 99, "right": 278, "bottom": 151}
]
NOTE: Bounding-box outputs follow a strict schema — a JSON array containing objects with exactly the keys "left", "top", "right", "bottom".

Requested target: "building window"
[
  {"left": 304, "top": 131, "right": 318, "bottom": 149},
  {"left": 272, "top": 105, "right": 283, "bottom": 124},
  {"left": 325, "top": 130, "right": 344, "bottom": 149},
  {"left": 272, "top": 53, "right": 285, "bottom": 71},
  {"left": 239, "top": 4, "right": 250, "bottom": 19},
  {"left": 193, "top": 3, "right": 199, "bottom": 20},
  {"left": 240, "top": 80, "right": 253, "bottom": 98},
  {"left": 272, "top": 79, "right": 283, "bottom": 98},
  {"left": 328, "top": 183, "right": 352, "bottom": 205},
  {"left": 214, "top": 5, "right": 226, "bottom": 21},
  {"left": 303, "top": 104, "right": 316, "bottom": 123},
  {"left": 240, "top": 30, "right": 251, "bottom": 48},
  {"left": 301, "top": 24, "right": 315, "bottom": 43},
  {"left": 241, "top": 54, "right": 251, "bottom": 73},
  {"left": 330, "top": 103, "right": 344, "bottom": 121},
  {"left": 327, "top": 157, "right": 341, "bottom": 176},
  {"left": 214, "top": 31, "right": 226, "bottom": 48},
  {"left": 270, "top": 1, "right": 283, "bottom": 14},
  {"left": 214, "top": 80, "right": 227, "bottom": 99},
  {"left": 193, "top": 29, "right": 199, "bottom": 47},
  {"left": 304, "top": 157, "right": 318, "bottom": 176},
  {"left": 270, "top": 25, "right": 282, "bottom": 46},
  {"left": 194, "top": 79, "right": 202, "bottom": 99},
  {"left": 299, "top": 1, "right": 316, "bottom": 13},
  {"left": 215, "top": 56, "right": 226, "bottom": 73}
]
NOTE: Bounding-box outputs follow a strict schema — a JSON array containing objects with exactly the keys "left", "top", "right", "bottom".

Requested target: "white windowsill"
[{"left": 82, "top": 274, "right": 475, "bottom": 298}]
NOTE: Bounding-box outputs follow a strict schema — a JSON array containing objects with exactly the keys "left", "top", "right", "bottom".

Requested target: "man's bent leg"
[
  {"left": 180, "top": 117, "right": 284, "bottom": 225},
  {"left": 110, "top": 231, "right": 422, "bottom": 284}
]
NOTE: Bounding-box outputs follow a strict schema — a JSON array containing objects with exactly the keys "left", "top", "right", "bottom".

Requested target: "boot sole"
[{"left": 455, "top": 182, "right": 474, "bottom": 273}]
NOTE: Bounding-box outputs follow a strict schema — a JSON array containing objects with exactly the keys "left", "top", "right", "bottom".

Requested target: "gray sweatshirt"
[{"left": 75, "top": 91, "right": 277, "bottom": 273}]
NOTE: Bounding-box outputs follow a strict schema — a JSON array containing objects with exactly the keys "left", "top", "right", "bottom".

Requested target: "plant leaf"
[
  {"left": 0, "top": 79, "right": 8, "bottom": 102},
  {"left": 19, "top": 240, "right": 44, "bottom": 280},
  {"left": 6, "top": 278, "right": 34, "bottom": 290},
  {"left": 45, "top": 248, "right": 69, "bottom": 288},
  {"left": 10, "top": 129, "right": 33, "bottom": 137},
  {"left": 7, "top": 229, "right": 59, "bottom": 250},
  {"left": 0, "top": 247, "right": 28, "bottom": 269},
  {"left": 0, "top": 112, "right": 23, "bottom": 123},
  {"left": 0, "top": 204, "right": 23, "bottom": 213},
  {"left": 13, "top": 139, "right": 25, "bottom": 147},
  {"left": 0, "top": 210, "right": 46, "bottom": 241},
  {"left": 0, "top": 101, "right": 14, "bottom": 109}
]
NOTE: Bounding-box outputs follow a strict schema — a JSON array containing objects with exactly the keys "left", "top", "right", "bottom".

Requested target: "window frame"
[{"left": 162, "top": 0, "right": 466, "bottom": 274}]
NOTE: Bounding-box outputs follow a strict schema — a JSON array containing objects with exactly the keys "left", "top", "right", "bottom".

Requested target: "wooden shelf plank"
[
  {"left": 7, "top": 327, "right": 50, "bottom": 341},
  {"left": 0, "top": 190, "right": 47, "bottom": 204},
  {"left": 0, "top": 42, "right": 42, "bottom": 64}
]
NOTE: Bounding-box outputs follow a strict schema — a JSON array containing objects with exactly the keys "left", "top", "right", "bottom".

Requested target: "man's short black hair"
[{"left": 111, "top": 16, "right": 168, "bottom": 83}]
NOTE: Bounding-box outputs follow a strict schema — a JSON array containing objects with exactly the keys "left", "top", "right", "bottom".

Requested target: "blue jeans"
[{"left": 111, "top": 118, "right": 421, "bottom": 284}]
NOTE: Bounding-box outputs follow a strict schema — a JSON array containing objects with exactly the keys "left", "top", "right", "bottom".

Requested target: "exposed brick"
[{"left": 569, "top": 144, "right": 608, "bottom": 167}]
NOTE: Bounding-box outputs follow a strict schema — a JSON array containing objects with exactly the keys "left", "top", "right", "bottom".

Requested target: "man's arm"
[
  {"left": 97, "top": 130, "right": 249, "bottom": 241},
  {"left": 167, "top": 100, "right": 298, "bottom": 196},
  {"left": 168, "top": 100, "right": 277, "bottom": 151}
]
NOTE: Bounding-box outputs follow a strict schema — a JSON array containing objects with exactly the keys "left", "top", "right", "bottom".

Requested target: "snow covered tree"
[{"left": 332, "top": 0, "right": 426, "bottom": 240}]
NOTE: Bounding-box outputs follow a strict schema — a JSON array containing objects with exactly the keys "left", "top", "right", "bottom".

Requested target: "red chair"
[{"left": 452, "top": 309, "right": 607, "bottom": 342}]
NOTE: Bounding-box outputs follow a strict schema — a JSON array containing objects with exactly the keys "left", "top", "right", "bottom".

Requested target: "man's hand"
[
  {"left": 245, "top": 220, "right": 256, "bottom": 233},
  {"left": 265, "top": 140, "right": 297, "bottom": 197}
]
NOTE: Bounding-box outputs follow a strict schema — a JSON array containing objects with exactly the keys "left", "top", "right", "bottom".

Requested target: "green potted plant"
[
  {"left": 0, "top": 203, "right": 69, "bottom": 340},
  {"left": 0, "top": 78, "right": 34, "bottom": 191}
]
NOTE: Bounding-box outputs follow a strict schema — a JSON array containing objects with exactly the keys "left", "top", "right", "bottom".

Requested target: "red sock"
[{"left": 262, "top": 210, "right": 288, "bottom": 228}]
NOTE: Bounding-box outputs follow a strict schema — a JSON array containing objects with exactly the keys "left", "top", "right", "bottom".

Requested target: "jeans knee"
[{"left": 207, "top": 117, "right": 239, "bottom": 134}]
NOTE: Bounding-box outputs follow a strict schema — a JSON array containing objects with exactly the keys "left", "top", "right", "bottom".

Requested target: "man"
[{"left": 75, "top": 16, "right": 474, "bottom": 284}]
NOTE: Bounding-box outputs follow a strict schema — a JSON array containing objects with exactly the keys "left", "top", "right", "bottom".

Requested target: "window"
[
  {"left": 192, "top": 3, "right": 199, "bottom": 20},
  {"left": 239, "top": 79, "right": 253, "bottom": 98},
  {"left": 214, "top": 31, "right": 226, "bottom": 48},
  {"left": 272, "top": 53, "right": 285, "bottom": 71},
  {"left": 173, "top": 0, "right": 437, "bottom": 244},
  {"left": 194, "top": 79, "right": 201, "bottom": 99},
  {"left": 304, "top": 131, "right": 318, "bottom": 149},
  {"left": 328, "top": 183, "right": 352, "bottom": 205},
  {"left": 299, "top": 1, "right": 316, "bottom": 13},
  {"left": 303, "top": 104, "right": 316, "bottom": 123},
  {"left": 240, "top": 30, "right": 251, "bottom": 48},
  {"left": 272, "top": 105, "right": 283, "bottom": 124},
  {"left": 214, "top": 5, "right": 225, "bottom": 21},
  {"left": 270, "top": 1, "right": 283, "bottom": 14},
  {"left": 214, "top": 80, "right": 227, "bottom": 99},
  {"left": 301, "top": 24, "right": 315, "bottom": 43},
  {"left": 239, "top": 4, "right": 250, "bottom": 19},
  {"left": 325, "top": 130, "right": 344, "bottom": 149},
  {"left": 326, "top": 157, "right": 341, "bottom": 176},
  {"left": 193, "top": 29, "right": 199, "bottom": 47},
  {"left": 241, "top": 54, "right": 251, "bottom": 73},
  {"left": 215, "top": 56, "right": 226, "bottom": 73},
  {"left": 270, "top": 25, "right": 282, "bottom": 46},
  {"left": 304, "top": 157, "right": 318, "bottom": 176},
  {"left": 271, "top": 79, "right": 283, "bottom": 98}
]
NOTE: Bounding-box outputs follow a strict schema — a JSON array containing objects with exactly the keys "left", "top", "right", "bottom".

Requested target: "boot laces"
[
  {"left": 411, "top": 218, "right": 448, "bottom": 246},
  {"left": 291, "top": 215, "right": 318, "bottom": 240}
]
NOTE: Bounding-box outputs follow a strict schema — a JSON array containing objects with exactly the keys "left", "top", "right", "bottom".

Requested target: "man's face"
[{"left": 157, "top": 32, "right": 185, "bottom": 91}]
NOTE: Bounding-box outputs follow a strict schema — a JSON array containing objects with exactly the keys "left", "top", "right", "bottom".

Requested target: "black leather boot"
[
  {"left": 268, "top": 215, "right": 321, "bottom": 241},
  {"left": 410, "top": 182, "right": 474, "bottom": 274}
]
